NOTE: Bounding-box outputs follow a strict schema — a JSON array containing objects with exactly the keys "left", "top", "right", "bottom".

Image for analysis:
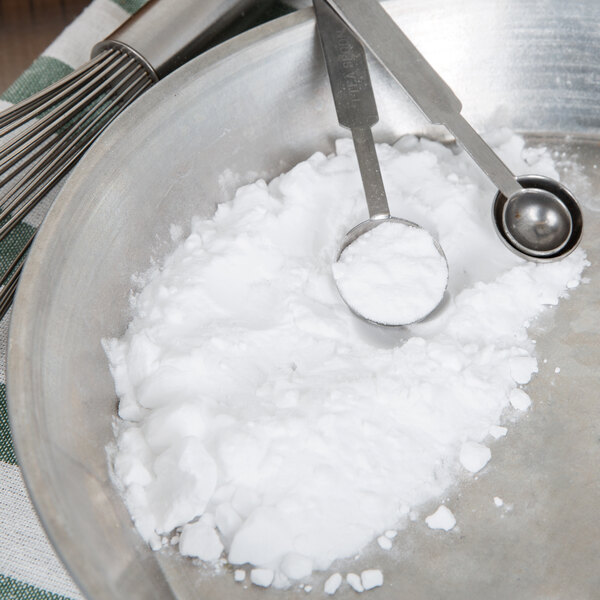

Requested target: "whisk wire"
[
  {"left": 0, "top": 48, "right": 156, "bottom": 318},
  {"left": 0, "top": 59, "right": 152, "bottom": 242},
  {"left": 0, "top": 52, "right": 132, "bottom": 172},
  {"left": 0, "top": 0, "right": 262, "bottom": 320},
  {"left": 0, "top": 134, "right": 58, "bottom": 190},
  {"left": 0, "top": 79, "right": 152, "bottom": 241},
  {"left": 0, "top": 51, "right": 117, "bottom": 132},
  {"left": 0, "top": 234, "right": 33, "bottom": 317}
]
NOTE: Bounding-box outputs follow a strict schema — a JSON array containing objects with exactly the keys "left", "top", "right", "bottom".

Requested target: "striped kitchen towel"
[{"left": 0, "top": 1, "right": 306, "bottom": 598}]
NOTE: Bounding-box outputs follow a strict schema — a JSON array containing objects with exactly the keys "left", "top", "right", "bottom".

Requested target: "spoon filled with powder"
[
  {"left": 333, "top": 219, "right": 448, "bottom": 325},
  {"left": 314, "top": 0, "right": 448, "bottom": 326}
]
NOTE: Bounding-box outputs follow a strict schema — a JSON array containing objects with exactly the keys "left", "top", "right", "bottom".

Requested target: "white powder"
[
  {"left": 509, "top": 389, "right": 532, "bottom": 411},
  {"left": 332, "top": 221, "right": 448, "bottom": 325},
  {"left": 489, "top": 425, "right": 508, "bottom": 439},
  {"left": 459, "top": 441, "right": 492, "bottom": 473},
  {"left": 361, "top": 569, "right": 384, "bottom": 590},
  {"left": 346, "top": 573, "right": 364, "bottom": 592},
  {"left": 509, "top": 356, "right": 538, "bottom": 384},
  {"left": 234, "top": 569, "right": 246, "bottom": 582},
  {"left": 323, "top": 573, "right": 342, "bottom": 595},
  {"left": 425, "top": 505, "right": 456, "bottom": 531},
  {"left": 251, "top": 568, "right": 274, "bottom": 588},
  {"left": 179, "top": 515, "right": 223, "bottom": 560},
  {"left": 280, "top": 552, "right": 313, "bottom": 580},
  {"left": 105, "top": 132, "right": 588, "bottom": 588},
  {"left": 377, "top": 535, "right": 392, "bottom": 550}
]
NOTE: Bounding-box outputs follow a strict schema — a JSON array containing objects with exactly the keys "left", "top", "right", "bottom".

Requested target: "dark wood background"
[{"left": 0, "top": 0, "right": 90, "bottom": 94}]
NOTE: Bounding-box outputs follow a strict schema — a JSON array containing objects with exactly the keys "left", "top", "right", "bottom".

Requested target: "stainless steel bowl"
[{"left": 7, "top": 2, "right": 600, "bottom": 599}]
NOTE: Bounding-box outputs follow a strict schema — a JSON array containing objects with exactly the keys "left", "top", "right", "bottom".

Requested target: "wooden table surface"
[{"left": 0, "top": 0, "right": 90, "bottom": 95}]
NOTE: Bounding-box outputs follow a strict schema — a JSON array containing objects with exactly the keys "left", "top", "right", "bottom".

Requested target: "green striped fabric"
[
  {"left": 0, "top": 58, "right": 74, "bottom": 104},
  {"left": 0, "top": 1, "right": 302, "bottom": 599},
  {"left": 0, "top": 224, "right": 36, "bottom": 276},
  {"left": 110, "top": 0, "right": 148, "bottom": 13},
  {"left": 0, "top": 574, "right": 73, "bottom": 600},
  {"left": 0, "top": 385, "right": 16, "bottom": 465}
]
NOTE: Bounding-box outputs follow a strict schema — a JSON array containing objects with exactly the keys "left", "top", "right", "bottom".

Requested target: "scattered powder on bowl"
[
  {"left": 425, "top": 505, "right": 456, "bottom": 531},
  {"left": 104, "top": 131, "right": 589, "bottom": 590},
  {"left": 234, "top": 569, "right": 246, "bottom": 583},
  {"left": 346, "top": 573, "right": 364, "bottom": 593},
  {"left": 361, "top": 569, "right": 384, "bottom": 591},
  {"left": 324, "top": 573, "right": 342, "bottom": 595},
  {"left": 376, "top": 535, "right": 392, "bottom": 550},
  {"left": 332, "top": 220, "right": 448, "bottom": 325}
]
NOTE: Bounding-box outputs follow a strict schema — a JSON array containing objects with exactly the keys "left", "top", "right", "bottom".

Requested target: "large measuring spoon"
[
  {"left": 314, "top": 0, "right": 449, "bottom": 326},
  {"left": 323, "top": 0, "right": 583, "bottom": 262}
]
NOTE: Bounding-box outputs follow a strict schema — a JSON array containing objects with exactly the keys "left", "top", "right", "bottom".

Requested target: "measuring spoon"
[
  {"left": 323, "top": 0, "right": 583, "bottom": 261},
  {"left": 314, "top": 0, "right": 449, "bottom": 326}
]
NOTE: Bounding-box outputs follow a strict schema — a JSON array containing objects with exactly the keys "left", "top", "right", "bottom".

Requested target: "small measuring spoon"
[
  {"left": 323, "top": 0, "right": 584, "bottom": 262},
  {"left": 314, "top": 0, "right": 449, "bottom": 326}
]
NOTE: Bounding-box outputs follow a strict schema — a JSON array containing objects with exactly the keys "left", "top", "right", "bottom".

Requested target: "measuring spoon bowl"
[
  {"left": 492, "top": 175, "right": 583, "bottom": 261},
  {"left": 334, "top": 216, "right": 449, "bottom": 327}
]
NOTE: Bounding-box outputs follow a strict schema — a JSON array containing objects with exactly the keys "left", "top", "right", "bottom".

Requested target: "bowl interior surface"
[{"left": 8, "top": 2, "right": 600, "bottom": 599}]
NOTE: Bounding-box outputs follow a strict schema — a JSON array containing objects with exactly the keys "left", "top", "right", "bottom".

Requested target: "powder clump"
[
  {"left": 425, "top": 505, "right": 456, "bottom": 531},
  {"left": 324, "top": 573, "right": 342, "bottom": 595},
  {"left": 459, "top": 441, "right": 492, "bottom": 474},
  {"left": 361, "top": 569, "right": 384, "bottom": 590}
]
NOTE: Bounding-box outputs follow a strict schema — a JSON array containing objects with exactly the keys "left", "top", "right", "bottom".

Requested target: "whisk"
[{"left": 0, "top": 0, "right": 264, "bottom": 318}]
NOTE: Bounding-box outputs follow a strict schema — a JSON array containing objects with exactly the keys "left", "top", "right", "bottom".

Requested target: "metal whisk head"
[
  {"left": 0, "top": 48, "right": 154, "bottom": 317},
  {"left": 0, "top": 0, "right": 278, "bottom": 320}
]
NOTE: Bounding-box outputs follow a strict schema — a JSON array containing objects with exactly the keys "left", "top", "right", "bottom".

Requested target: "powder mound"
[
  {"left": 106, "top": 132, "right": 588, "bottom": 586},
  {"left": 332, "top": 220, "right": 448, "bottom": 325}
]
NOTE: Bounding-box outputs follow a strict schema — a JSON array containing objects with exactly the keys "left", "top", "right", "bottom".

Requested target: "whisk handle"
[{"left": 92, "top": 0, "right": 257, "bottom": 80}]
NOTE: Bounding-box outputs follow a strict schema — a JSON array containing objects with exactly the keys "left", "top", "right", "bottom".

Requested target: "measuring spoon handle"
[
  {"left": 324, "top": 0, "right": 522, "bottom": 198},
  {"left": 314, "top": 0, "right": 390, "bottom": 219}
]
